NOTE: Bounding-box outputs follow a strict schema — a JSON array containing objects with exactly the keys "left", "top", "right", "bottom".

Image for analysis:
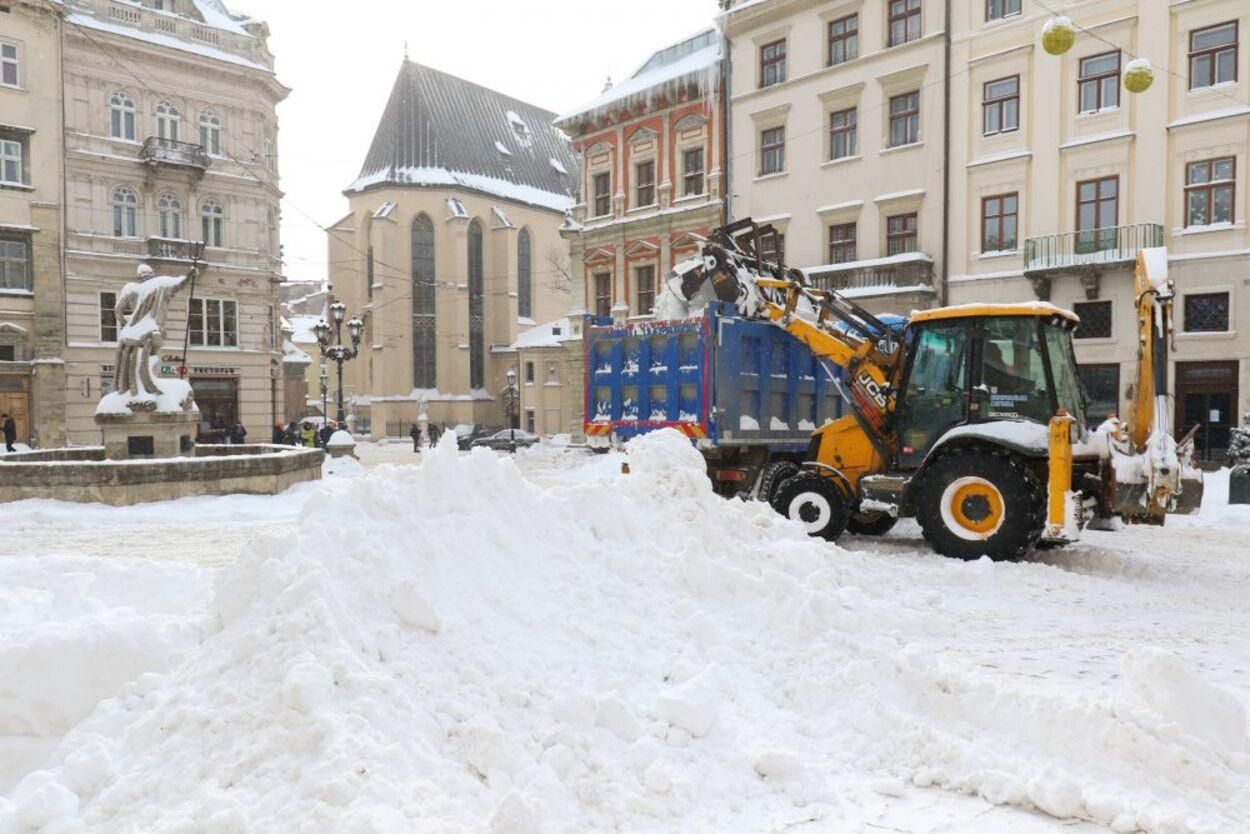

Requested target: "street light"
[
  {"left": 502, "top": 368, "right": 519, "bottom": 430},
  {"left": 318, "top": 367, "right": 329, "bottom": 427},
  {"left": 314, "top": 301, "right": 363, "bottom": 426}
]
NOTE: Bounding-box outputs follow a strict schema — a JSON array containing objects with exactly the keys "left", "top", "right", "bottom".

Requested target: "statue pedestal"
[{"left": 95, "top": 410, "right": 199, "bottom": 461}]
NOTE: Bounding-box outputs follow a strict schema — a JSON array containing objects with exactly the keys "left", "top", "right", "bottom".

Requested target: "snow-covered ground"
[{"left": 0, "top": 434, "right": 1247, "bottom": 833}]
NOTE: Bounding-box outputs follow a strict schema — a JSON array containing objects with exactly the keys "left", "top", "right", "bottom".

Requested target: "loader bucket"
[{"left": 1171, "top": 474, "right": 1204, "bottom": 515}]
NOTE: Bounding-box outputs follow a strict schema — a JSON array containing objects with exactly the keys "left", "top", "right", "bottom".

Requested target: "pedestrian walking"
[
  {"left": 272, "top": 423, "right": 286, "bottom": 445},
  {"left": 410, "top": 423, "right": 422, "bottom": 453},
  {"left": 301, "top": 422, "right": 316, "bottom": 448},
  {"left": 229, "top": 422, "right": 248, "bottom": 445},
  {"left": 319, "top": 421, "right": 336, "bottom": 448},
  {"left": 1, "top": 413, "right": 15, "bottom": 453}
]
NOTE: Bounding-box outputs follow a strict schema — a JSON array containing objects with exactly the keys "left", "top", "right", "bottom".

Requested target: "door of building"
[
  {"left": 191, "top": 377, "right": 239, "bottom": 443},
  {"left": 0, "top": 376, "right": 30, "bottom": 444},
  {"left": 1176, "top": 360, "right": 1239, "bottom": 463}
]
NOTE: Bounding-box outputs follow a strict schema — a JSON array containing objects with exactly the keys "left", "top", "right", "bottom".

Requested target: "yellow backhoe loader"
[{"left": 677, "top": 220, "right": 1202, "bottom": 560}]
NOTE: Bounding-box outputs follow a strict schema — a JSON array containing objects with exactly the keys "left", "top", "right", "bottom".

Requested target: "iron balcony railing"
[
  {"left": 146, "top": 237, "right": 196, "bottom": 261},
  {"left": 806, "top": 253, "right": 934, "bottom": 293},
  {"left": 1023, "top": 223, "right": 1163, "bottom": 273},
  {"left": 140, "top": 137, "right": 210, "bottom": 170}
]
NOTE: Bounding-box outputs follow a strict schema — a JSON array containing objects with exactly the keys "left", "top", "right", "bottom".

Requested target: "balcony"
[
  {"left": 147, "top": 237, "right": 199, "bottom": 263},
  {"left": 140, "top": 137, "right": 210, "bottom": 172},
  {"left": 804, "top": 252, "right": 935, "bottom": 297}
]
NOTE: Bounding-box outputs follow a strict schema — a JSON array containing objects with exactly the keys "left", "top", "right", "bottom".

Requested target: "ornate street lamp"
[
  {"left": 314, "top": 301, "right": 363, "bottom": 426},
  {"left": 178, "top": 239, "right": 209, "bottom": 380},
  {"left": 318, "top": 367, "right": 329, "bottom": 426},
  {"left": 503, "top": 368, "right": 519, "bottom": 430}
]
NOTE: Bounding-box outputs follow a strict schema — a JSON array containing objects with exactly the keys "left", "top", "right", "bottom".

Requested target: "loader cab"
[{"left": 894, "top": 307, "right": 1085, "bottom": 469}]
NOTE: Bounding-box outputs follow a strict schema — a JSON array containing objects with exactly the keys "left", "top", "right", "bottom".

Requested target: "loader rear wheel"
[
  {"left": 916, "top": 451, "right": 1044, "bottom": 561},
  {"left": 757, "top": 459, "right": 801, "bottom": 504},
  {"left": 846, "top": 511, "right": 898, "bottom": 537},
  {"left": 772, "top": 473, "right": 850, "bottom": 541}
]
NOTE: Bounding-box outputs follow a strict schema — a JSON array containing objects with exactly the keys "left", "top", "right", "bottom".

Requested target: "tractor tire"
[
  {"left": 915, "top": 450, "right": 1045, "bottom": 561},
  {"left": 846, "top": 511, "right": 898, "bottom": 537},
  {"left": 772, "top": 473, "right": 851, "bottom": 541},
  {"left": 757, "top": 459, "right": 801, "bottom": 504}
]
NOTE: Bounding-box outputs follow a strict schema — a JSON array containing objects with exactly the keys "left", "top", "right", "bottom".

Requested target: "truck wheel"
[
  {"left": 916, "top": 451, "right": 1044, "bottom": 561},
  {"left": 757, "top": 460, "right": 801, "bottom": 503},
  {"left": 846, "top": 511, "right": 898, "bottom": 537},
  {"left": 772, "top": 473, "right": 850, "bottom": 541}
]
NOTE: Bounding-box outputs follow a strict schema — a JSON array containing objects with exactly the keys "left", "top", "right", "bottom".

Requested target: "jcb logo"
[{"left": 855, "top": 371, "right": 889, "bottom": 410}]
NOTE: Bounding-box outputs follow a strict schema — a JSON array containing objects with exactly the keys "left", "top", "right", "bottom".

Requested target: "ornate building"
[
  {"left": 60, "top": 0, "right": 287, "bottom": 444},
  {"left": 329, "top": 60, "right": 578, "bottom": 437}
]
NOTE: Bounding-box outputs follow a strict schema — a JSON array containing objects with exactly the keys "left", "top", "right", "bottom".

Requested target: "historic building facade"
[
  {"left": 329, "top": 60, "right": 578, "bottom": 437},
  {"left": 720, "top": 0, "right": 945, "bottom": 315},
  {"left": 0, "top": 0, "right": 65, "bottom": 447},
  {"left": 59, "top": 0, "right": 287, "bottom": 444},
  {"left": 555, "top": 29, "right": 727, "bottom": 324},
  {"left": 945, "top": 0, "right": 1249, "bottom": 462}
]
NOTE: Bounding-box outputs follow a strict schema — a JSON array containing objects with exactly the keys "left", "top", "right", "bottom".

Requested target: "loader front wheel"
[
  {"left": 916, "top": 451, "right": 1044, "bottom": 561},
  {"left": 757, "top": 459, "right": 801, "bottom": 504},
  {"left": 772, "top": 473, "right": 850, "bottom": 541}
]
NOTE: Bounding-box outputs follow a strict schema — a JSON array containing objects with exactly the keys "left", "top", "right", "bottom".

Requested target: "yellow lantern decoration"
[
  {"left": 1124, "top": 58, "right": 1155, "bottom": 94},
  {"left": 1042, "top": 15, "right": 1077, "bottom": 56}
]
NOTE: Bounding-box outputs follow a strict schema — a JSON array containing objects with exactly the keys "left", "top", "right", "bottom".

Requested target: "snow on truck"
[{"left": 586, "top": 219, "right": 1204, "bottom": 561}]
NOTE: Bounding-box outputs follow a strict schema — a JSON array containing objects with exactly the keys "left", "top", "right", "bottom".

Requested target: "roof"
[
  {"left": 556, "top": 29, "right": 722, "bottom": 126},
  {"left": 348, "top": 61, "right": 578, "bottom": 214},
  {"left": 910, "top": 303, "right": 1080, "bottom": 325},
  {"left": 511, "top": 318, "right": 578, "bottom": 350}
]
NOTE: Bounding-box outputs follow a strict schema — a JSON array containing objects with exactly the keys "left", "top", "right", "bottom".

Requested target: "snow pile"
[{"left": 4, "top": 432, "right": 1249, "bottom": 832}]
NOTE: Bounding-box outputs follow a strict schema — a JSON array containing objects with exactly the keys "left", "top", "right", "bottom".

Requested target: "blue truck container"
[{"left": 584, "top": 302, "right": 847, "bottom": 493}]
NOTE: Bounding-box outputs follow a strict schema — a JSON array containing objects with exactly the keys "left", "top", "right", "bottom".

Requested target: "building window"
[
  {"left": 156, "top": 101, "right": 181, "bottom": 142},
  {"left": 188, "top": 298, "right": 238, "bottom": 347},
  {"left": 1185, "top": 157, "right": 1235, "bottom": 227},
  {"left": 0, "top": 41, "right": 18, "bottom": 88},
  {"left": 110, "top": 92, "right": 137, "bottom": 140},
  {"left": 982, "top": 76, "right": 1019, "bottom": 135},
  {"left": 829, "top": 15, "right": 858, "bottom": 66},
  {"left": 1076, "top": 176, "right": 1118, "bottom": 252},
  {"left": 592, "top": 172, "right": 611, "bottom": 217},
  {"left": 636, "top": 265, "right": 656, "bottom": 315},
  {"left": 199, "top": 109, "right": 221, "bottom": 155},
  {"left": 981, "top": 193, "right": 1018, "bottom": 252},
  {"left": 888, "top": 0, "right": 922, "bottom": 47},
  {"left": 1078, "top": 364, "right": 1120, "bottom": 423},
  {"left": 525, "top": 361, "right": 535, "bottom": 384},
  {"left": 635, "top": 160, "right": 655, "bottom": 208},
  {"left": 682, "top": 148, "right": 705, "bottom": 197},
  {"left": 830, "top": 108, "right": 857, "bottom": 160},
  {"left": 759, "top": 230, "right": 784, "bottom": 262},
  {"left": 517, "top": 228, "right": 533, "bottom": 320},
  {"left": 1189, "top": 22, "right": 1238, "bottom": 89},
  {"left": 1073, "top": 300, "right": 1112, "bottom": 339},
  {"left": 593, "top": 272, "right": 611, "bottom": 318},
  {"left": 1184, "top": 292, "right": 1230, "bottom": 333},
  {"left": 888, "top": 91, "right": 920, "bottom": 147},
  {"left": 828, "top": 223, "right": 856, "bottom": 264},
  {"left": 411, "top": 213, "right": 437, "bottom": 390},
  {"left": 986, "top": 0, "right": 1020, "bottom": 22},
  {"left": 157, "top": 193, "right": 182, "bottom": 239},
  {"left": 760, "top": 39, "right": 787, "bottom": 87},
  {"left": 760, "top": 126, "right": 785, "bottom": 175},
  {"left": 100, "top": 292, "right": 118, "bottom": 343},
  {"left": 525, "top": 409, "right": 536, "bottom": 434},
  {"left": 0, "top": 234, "right": 30, "bottom": 291},
  {"left": 0, "top": 133, "right": 26, "bottom": 186},
  {"left": 886, "top": 213, "right": 918, "bottom": 255},
  {"left": 201, "top": 199, "right": 224, "bottom": 247},
  {"left": 1078, "top": 51, "right": 1120, "bottom": 114},
  {"left": 467, "top": 219, "right": 485, "bottom": 389},
  {"left": 112, "top": 187, "right": 139, "bottom": 238}
]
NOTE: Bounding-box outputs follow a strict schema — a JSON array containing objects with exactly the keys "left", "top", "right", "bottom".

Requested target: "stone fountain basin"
[{"left": 0, "top": 445, "right": 325, "bottom": 506}]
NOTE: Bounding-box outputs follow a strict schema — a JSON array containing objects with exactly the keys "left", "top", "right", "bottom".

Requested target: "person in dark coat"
[
  {"left": 272, "top": 423, "right": 286, "bottom": 445},
  {"left": 410, "top": 423, "right": 422, "bottom": 453},
  {"left": 229, "top": 423, "right": 247, "bottom": 445},
  {"left": 2, "top": 413, "right": 15, "bottom": 453},
  {"left": 319, "top": 421, "right": 336, "bottom": 447}
]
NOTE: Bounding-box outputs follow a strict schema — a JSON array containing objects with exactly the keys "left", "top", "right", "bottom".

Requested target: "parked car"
[
  {"left": 455, "top": 424, "right": 492, "bottom": 450},
  {"left": 470, "top": 429, "right": 540, "bottom": 452}
]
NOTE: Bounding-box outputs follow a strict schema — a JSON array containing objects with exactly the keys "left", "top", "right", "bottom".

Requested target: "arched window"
[
  {"left": 467, "top": 218, "right": 484, "bottom": 390},
  {"left": 411, "top": 214, "right": 437, "bottom": 390},
  {"left": 198, "top": 109, "right": 221, "bottom": 155},
  {"left": 156, "top": 101, "right": 180, "bottom": 142},
  {"left": 111, "top": 186, "right": 138, "bottom": 238},
  {"left": 517, "top": 228, "right": 532, "bottom": 320},
  {"left": 201, "top": 199, "right": 224, "bottom": 247},
  {"left": 110, "top": 92, "right": 136, "bottom": 140},
  {"left": 157, "top": 193, "right": 181, "bottom": 239}
]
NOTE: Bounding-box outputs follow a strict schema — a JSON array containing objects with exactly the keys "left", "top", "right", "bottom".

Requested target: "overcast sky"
[{"left": 225, "top": 0, "right": 722, "bottom": 285}]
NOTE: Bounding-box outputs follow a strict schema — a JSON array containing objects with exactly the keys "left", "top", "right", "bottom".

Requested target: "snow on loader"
[{"left": 676, "top": 219, "right": 1202, "bottom": 560}]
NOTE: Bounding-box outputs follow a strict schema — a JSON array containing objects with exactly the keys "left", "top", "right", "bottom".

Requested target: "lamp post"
[
  {"left": 318, "top": 367, "right": 329, "bottom": 426},
  {"left": 502, "top": 368, "right": 519, "bottom": 430},
  {"left": 313, "top": 301, "right": 364, "bottom": 426},
  {"left": 177, "top": 239, "right": 208, "bottom": 380}
]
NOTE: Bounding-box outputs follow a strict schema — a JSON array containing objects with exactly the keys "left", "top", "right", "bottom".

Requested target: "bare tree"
[{"left": 544, "top": 246, "right": 575, "bottom": 295}]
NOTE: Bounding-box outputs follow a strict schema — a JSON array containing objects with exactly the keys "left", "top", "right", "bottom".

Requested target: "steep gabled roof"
[{"left": 347, "top": 61, "right": 578, "bottom": 214}]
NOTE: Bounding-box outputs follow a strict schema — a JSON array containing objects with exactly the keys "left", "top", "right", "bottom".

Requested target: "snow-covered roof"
[
  {"left": 66, "top": 12, "right": 270, "bottom": 72},
  {"left": 189, "top": 0, "right": 252, "bottom": 36},
  {"left": 512, "top": 318, "right": 577, "bottom": 350},
  {"left": 283, "top": 339, "right": 312, "bottom": 366},
  {"left": 288, "top": 315, "right": 323, "bottom": 345},
  {"left": 556, "top": 29, "right": 722, "bottom": 126},
  {"left": 348, "top": 61, "right": 578, "bottom": 214}
]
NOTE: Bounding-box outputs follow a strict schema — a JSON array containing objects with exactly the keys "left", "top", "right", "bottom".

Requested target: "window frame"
[
  {"left": 1, "top": 40, "right": 20, "bottom": 89},
  {"left": 985, "top": 0, "right": 1021, "bottom": 22},
  {"left": 888, "top": 91, "right": 921, "bottom": 148},
  {"left": 110, "top": 92, "right": 137, "bottom": 141},
  {"left": 517, "top": 227, "right": 533, "bottom": 320},
  {"left": 760, "top": 126, "right": 786, "bottom": 175},
  {"left": 760, "top": 38, "right": 787, "bottom": 88},
  {"left": 830, "top": 107, "right": 858, "bottom": 160},
  {"left": 635, "top": 264, "right": 656, "bottom": 315},
  {"left": 112, "top": 186, "right": 139, "bottom": 238},
  {"left": 100, "top": 291, "right": 119, "bottom": 344},
  {"left": 828, "top": 223, "right": 857, "bottom": 264},
  {"left": 592, "top": 171, "right": 612, "bottom": 218},
  {"left": 1072, "top": 300, "right": 1113, "bottom": 340},
  {"left": 157, "top": 193, "right": 182, "bottom": 239},
  {"left": 593, "top": 272, "right": 612, "bottom": 318},
  {"left": 155, "top": 100, "right": 182, "bottom": 143},
  {"left": 887, "top": 0, "right": 922, "bottom": 48},
  {"left": 886, "top": 212, "right": 918, "bottom": 255},
  {"left": 1188, "top": 21, "right": 1238, "bottom": 89},
  {"left": 682, "top": 147, "right": 705, "bottom": 197},
  {"left": 188, "top": 297, "right": 239, "bottom": 348},
  {"left": 199, "top": 109, "right": 222, "bottom": 155},
  {"left": 1078, "top": 50, "right": 1121, "bottom": 114},
  {"left": 759, "top": 230, "right": 785, "bottom": 263},
  {"left": 982, "top": 75, "right": 1020, "bottom": 136},
  {"left": 634, "top": 159, "right": 656, "bottom": 208},
  {"left": 1075, "top": 175, "right": 1119, "bottom": 247},
  {"left": 201, "top": 199, "right": 225, "bottom": 247},
  {"left": 828, "top": 14, "right": 859, "bottom": 66},
  {"left": 1183, "top": 292, "right": 1231, "bottom": 333},
  {"left": 0, "top": 232, "right": 31, "bottom": 292},
  {"left": 0, "top": 132, "right": 28, "bottom": 187},
  {"left": 1184, "top": 156, "right": 1236, "bottom": 228},
  {"left": 980, "top": 192, "right": 1019, "bottom": 253}
]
